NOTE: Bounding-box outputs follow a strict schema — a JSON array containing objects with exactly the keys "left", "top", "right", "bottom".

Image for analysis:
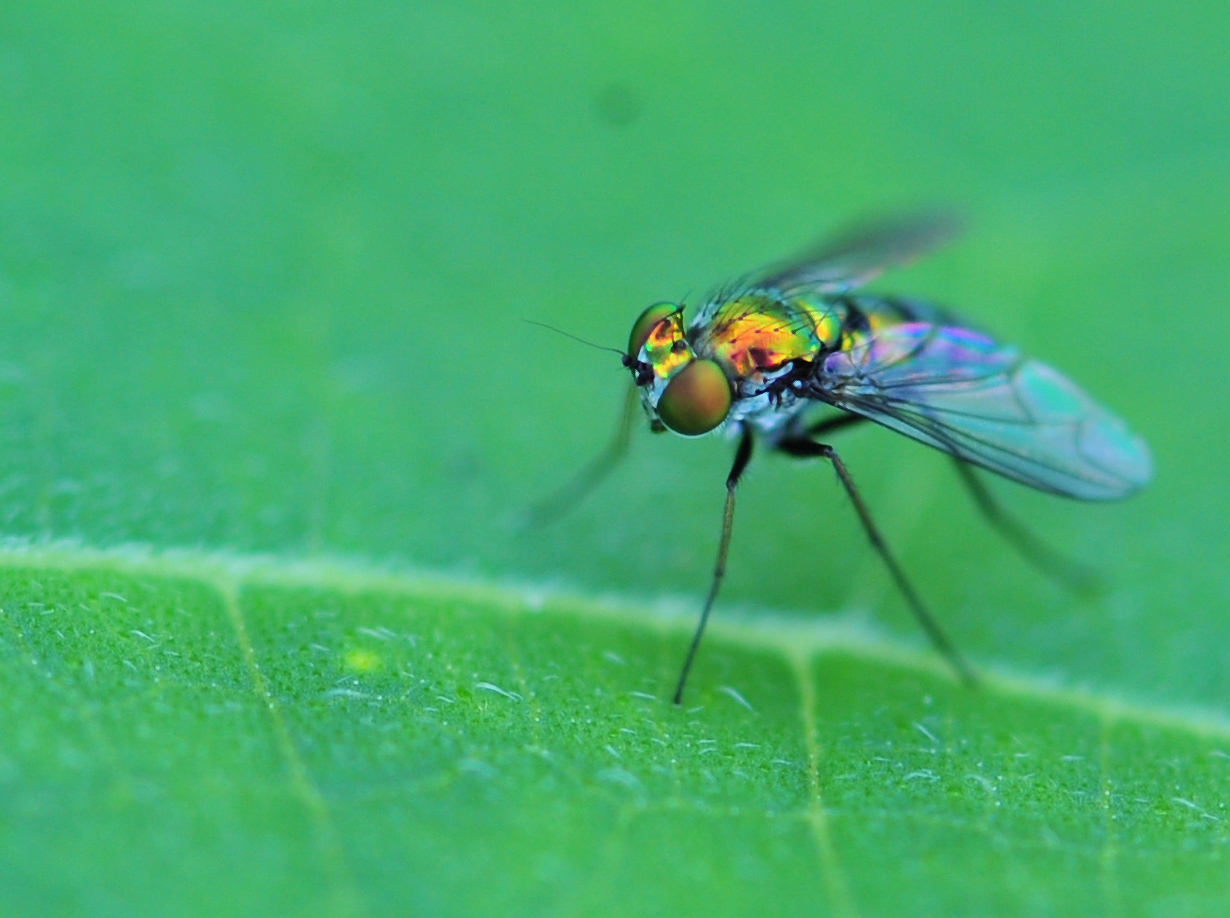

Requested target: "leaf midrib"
[{"left": 0, "top": 538, "right": 1223, "bottom": 740}]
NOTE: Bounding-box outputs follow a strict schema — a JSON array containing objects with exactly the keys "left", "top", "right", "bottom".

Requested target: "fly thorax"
[{"left": 694, "top": 290, "right": 834, "bottom": 387}]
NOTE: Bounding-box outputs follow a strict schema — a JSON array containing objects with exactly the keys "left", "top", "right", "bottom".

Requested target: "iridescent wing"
[
  {"left": 815, "top": 321, "right": 1152, "bottom": 500},
  {"left": 755, "top": 211, "right": 961, "bottom": 296}
]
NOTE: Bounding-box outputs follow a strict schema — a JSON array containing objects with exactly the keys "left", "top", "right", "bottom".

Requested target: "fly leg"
[
  {"left": 802, "top": 412, "right": 867, "bottom": 439},
  {"left": 523, "top": 383, "right": 639, "bottom": 527},
  {"left": 952, "top": 459, "right": 1103, "bottom": 596},
  {"left": 778, "top": 436, "right": 977, "bottom": 687},
  {"left": 801, "top": 410, "right": 1101, "bottom": 594},
  {"left": 673, "top": 424, "right": 755, "bottom": 705}
]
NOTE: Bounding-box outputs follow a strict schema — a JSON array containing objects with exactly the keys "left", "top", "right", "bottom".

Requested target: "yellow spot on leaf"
[{"left": 345, "top": 648, "right": 381, "bottom": 673}]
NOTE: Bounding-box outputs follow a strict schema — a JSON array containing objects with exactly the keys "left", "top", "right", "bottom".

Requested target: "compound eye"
[
  {"left": 657, "top": 359, "right": 733, "bottom": 436},
  {"left": 628, "top": 302, "right": 679, "bottom": 357}
]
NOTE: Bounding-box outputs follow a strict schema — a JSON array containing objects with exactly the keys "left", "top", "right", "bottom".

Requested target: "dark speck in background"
[
  {"left": 442, "top": 447, "right": 483, "bottom": 483},
  {"left": 594, "top": 82, "right": 641, "bottom": 128}
]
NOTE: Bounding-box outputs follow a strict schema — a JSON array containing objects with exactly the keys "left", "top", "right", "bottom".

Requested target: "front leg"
[
  {"left": 672, "top": 423, "right": 755, "bottom": 705},
  {"left": 523, "top": 382, "right": 640, "bottom": 527}
]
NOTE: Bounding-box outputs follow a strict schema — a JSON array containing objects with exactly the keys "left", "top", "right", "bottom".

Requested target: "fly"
[{"left": 535, "top": 214, "right": 1152, "bottom": 705}]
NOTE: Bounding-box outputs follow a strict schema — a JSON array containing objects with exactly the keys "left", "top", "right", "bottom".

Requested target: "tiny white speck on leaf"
[
  {"left": 717, "top": 685, "right": 755, "bottom": 712},
  {"left": 476, "top": 681, "right": 523, "bottom": 701}
]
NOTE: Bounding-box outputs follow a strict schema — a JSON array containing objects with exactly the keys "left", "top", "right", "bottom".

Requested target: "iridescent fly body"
[{"left": 553, "top": 215, "right": 1152, "bottom": 703}]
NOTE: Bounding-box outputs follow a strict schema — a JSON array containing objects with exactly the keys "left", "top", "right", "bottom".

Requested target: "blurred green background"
[
  {"left": 3, "top": 0, "right": 1227, "bottom": 700},
  {"left": 2, "top": 1, "right": 1229, "bottom": 915}
]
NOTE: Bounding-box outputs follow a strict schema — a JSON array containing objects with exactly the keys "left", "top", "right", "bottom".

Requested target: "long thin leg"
[
  {"left": 673, "top": 425, "right": 755, "bottom": 706},
  {"left": 803, "top": 414, "right": 1098, "bottom": 595},
  {"left": 523, "top": 383, "right": 639, "bottom": 528},
  {"left": 952, "top": 459, "right": 1103, "bottom": 596},
  {"left": 780, "top": 436, "right": 977, "bottom": 686},
  {"left": 803, "top": 412, "right": 867, "bottom": 439}
]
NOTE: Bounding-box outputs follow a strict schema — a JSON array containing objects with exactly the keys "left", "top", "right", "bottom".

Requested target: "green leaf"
[
  {"left": 2, "top": 0, "right": 1229, "bottom": 914},
  {"left": 2, "top": 547, "right": 1228, "bottom": 917}
]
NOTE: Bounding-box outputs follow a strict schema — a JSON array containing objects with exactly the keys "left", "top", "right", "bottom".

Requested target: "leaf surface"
[{"left": 1, "top": 0, "right": 1229, "bottom": 914}]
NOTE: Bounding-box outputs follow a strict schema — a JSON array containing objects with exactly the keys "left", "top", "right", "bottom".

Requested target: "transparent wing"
[
  {"left": 755, "top": 211, "right": 961, "bottom": 296},
  {"left": 816, "top": 323, "right": 1152, "bottom": 500}
]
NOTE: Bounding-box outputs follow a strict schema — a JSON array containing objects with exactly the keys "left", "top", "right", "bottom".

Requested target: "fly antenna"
[{"left": 523, "top": 320, "right": 626, "bottom": 357}]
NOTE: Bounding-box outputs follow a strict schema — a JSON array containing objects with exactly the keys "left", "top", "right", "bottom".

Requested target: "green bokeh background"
[{"left": 2, "top": 1, "right": 1229, "bottom": 915}]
